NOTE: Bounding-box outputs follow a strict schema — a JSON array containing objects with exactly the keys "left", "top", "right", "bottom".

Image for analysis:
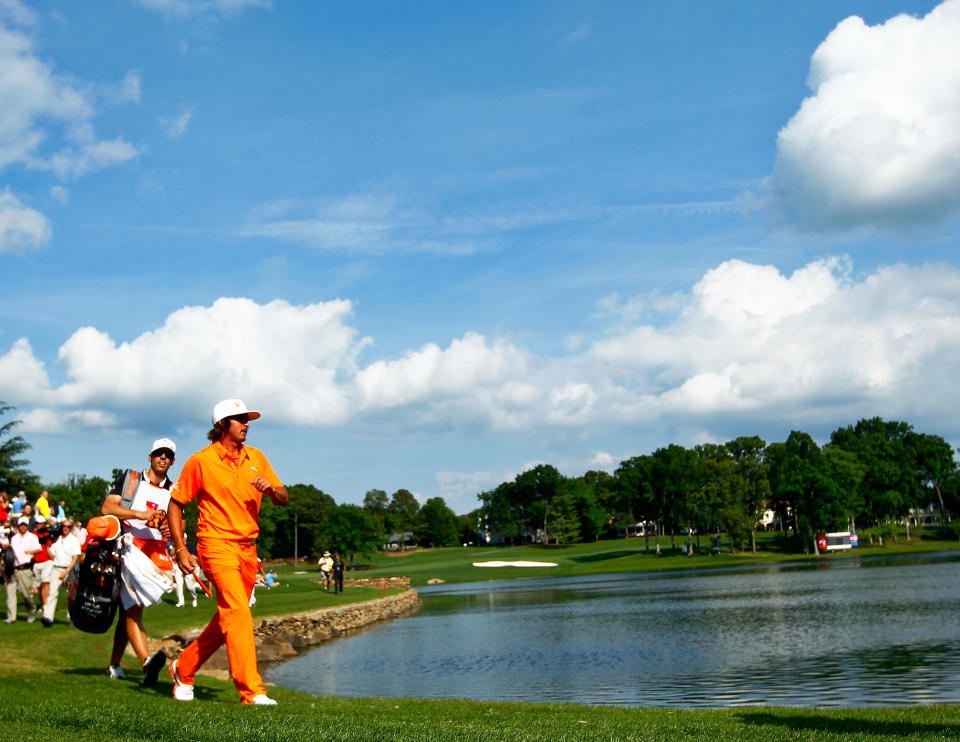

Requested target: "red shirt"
[{"left": 32, "top": 531, "right": 51, "bottom": 563}]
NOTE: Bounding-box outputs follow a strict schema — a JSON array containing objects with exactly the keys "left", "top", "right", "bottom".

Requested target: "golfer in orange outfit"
[{"left": 166, "top": 399, "right": 288, "bottom": 706}]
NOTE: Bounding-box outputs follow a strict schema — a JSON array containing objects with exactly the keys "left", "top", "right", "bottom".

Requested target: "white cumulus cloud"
[
  {"left": 763, "top": 0, "right": 960, "bottom": 230},
  {"left": 0, "top": 190, "right": 50, "bottom": 253},
  {"left": 3, "top": 258, "right": 960, "bottom": 446}
]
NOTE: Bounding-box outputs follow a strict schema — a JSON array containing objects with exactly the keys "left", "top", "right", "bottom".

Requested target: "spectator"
[
  {"left": 56, "top": 500, "right": 67, "bottom": 523},
  {"left": 42, "top": 519, "right": 81, "bottom": 627},
  {"left": 1, "top": 519, "right": 13, "bottom": 610},
  {"left": 32, "top": 516, "right": 56, "bottom": 617},
  {"left": 332, "top": 554, "right": 344, "bottom": 594},
  {"left": 264, "top": 569, "right": 278, "bottom": 587},
  {"left": 10, "top": 492, "right": 26, "bottom": 516},
  {"left": 5, "top": 516, "right": 40, "bottom": 623},
  {"left": 0, "top": 492, "right": 8, "bottom": 522},
  {"left": 21, "top": 503, "right": 34, "bottom": 529},
  {"left": 35, "top": 491, "right": 51, "bottom": 521},
  {"left": 319, "top": 551, "right": 333, "bottom": 591}
]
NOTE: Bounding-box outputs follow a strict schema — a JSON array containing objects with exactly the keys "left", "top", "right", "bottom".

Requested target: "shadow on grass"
[
  {"left": 570, "top": 549, "right": 645, "bottom": 563},
  {"left": 60, "top": 667, "right": 221, "bottom": 700},
  {"left": 736, "top": 711, "right": 960, "bottom": 738}
]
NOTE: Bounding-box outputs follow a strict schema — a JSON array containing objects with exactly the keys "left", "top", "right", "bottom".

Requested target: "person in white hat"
[
  {"left": 99, "top": 438, "right": 178, "bottom": 684},
  {"left": 4, "top": 516, "right": 41, "bottom": 623},
  {"left": 318, "top": 551, "right": 333, "bottom": 591},
  {"left": 167, "top": 399, "right": 287, "bottom": 706}
]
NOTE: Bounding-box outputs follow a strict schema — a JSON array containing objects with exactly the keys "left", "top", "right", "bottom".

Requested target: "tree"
[
  {"left": 616, "top": 455, "right": 657, "bottom": 551},
  {"left": 769, "top": 431, "right": 856, "bottom": 554},
  {"left": 546, "top": 486, "right": 580, "bottom": 545},
  {"left": 45, "top": 473, "right": 111, "bottom": 522},
  {"left": 725, "top": 435, "right": 770, "bottom": 553},
  {"left": 386, "top": 488, "right": 422, "bottom": 534},
  {"left": 478, "top": 481, "right": 521, "bottom": 544},
  {"left": 459, "top": 510, "right": 481, "bottom": 545},
  {"left": 650, "top": 445, "right": 700, "bottom": 550},
  {"left": 831, "top": 418, "right": 917, "bottom": 531},
  {"left": 513, "top": 465, "right": 563, "bottom": 544},
  {"left": 318, "top": 504, "right": 381, "bottom": 565},
  {"left": 417, "top": 497, "right": 459, "bottom": 547},
  {"left": 363, "top": 489, "right": 389, "bottom": 525},
  {"left": 0, "top": 402, "right": 38, "bottom": 494},
  {"left": 567, "top": 475, "right": 610, "bottom": 542},
  {"left": 260, "top": 483, "right": 336, "bottom": 560},
  {"left": 909, "top": 432, "right": 958, "bottom": 535}
]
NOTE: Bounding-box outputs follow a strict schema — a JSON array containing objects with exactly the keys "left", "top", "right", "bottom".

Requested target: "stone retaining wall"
[
  {"left": 342, "top": 575, "right": 411, "bottom": 589},
  {"left": 160, "top": 588, "right": 421, "bottom": 672}
]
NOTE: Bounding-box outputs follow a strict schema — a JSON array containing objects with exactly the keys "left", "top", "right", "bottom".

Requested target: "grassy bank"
[
  {"left": 3, "top": 538, "right": 959, "bottom": 741},
  {"left": 360, "top": 529, "right": 960, "bottom": 586},
  {"left": 3, "top": 670, "right": 960, "bottom": 742}
]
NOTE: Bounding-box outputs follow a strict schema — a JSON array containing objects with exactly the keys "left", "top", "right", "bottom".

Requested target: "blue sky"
[{"left": 3, "top": 0, "right": 960, "bottom": 514}]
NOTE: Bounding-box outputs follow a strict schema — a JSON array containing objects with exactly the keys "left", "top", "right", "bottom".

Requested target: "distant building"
[{"left": 384, "top": 532, "right": 415, "bottom": 551}]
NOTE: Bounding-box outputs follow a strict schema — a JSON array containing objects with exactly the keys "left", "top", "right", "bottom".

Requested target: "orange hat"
[{"left": 85, "top": 514, "right": 121, "bottom": 540}]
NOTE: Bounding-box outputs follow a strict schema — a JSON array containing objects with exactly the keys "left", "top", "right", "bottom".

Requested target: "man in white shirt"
[
  {"left": 41, "top": 519, "right": 82, "bottom": 627},
  {"left": 4, "top": 516, "right": 41, "bottom": 623},
  {"left": 101, "top": 438, "right": 177, "bottom": 685}
]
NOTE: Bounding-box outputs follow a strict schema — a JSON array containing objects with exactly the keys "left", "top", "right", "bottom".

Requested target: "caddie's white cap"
[
  {"left": 150, "top": 438, "right": 176, "bottom": 455},
  {"left": 34, "top": 514, "right": 46, "bottom": 523},
  {"left": 212, "top": 398, "right": 261, "bottom": 425},
  {"left": 17, "top": 516, "right": 29, "bottom": 526}
]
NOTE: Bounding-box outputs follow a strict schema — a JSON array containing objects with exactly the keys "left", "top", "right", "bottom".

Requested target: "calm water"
[{"left": 264, "top": 551, "right": 960, "bottom": 707}]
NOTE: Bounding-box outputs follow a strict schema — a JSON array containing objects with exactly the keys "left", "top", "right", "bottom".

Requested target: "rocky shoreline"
[{"left": 158, "top": 587, "right": 422, "bottom": 676}]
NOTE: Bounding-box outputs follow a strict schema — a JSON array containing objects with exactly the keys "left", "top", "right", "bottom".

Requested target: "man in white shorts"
[
  {"left": 41, "top": 518, "right": 82, "bottom": 626},
  {"left": 100, "top": 438, "right": 177, "bottom": 686}
]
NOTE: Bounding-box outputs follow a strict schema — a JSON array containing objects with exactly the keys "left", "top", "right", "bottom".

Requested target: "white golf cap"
[
  {"left": 17, "top": 516, "right": 29, "bottom": 525},
  {"left": 34, "top": 514, "right": 46, "bottom": 523},
  {"left": 150, "top": 438, "right": 176, "bottom": 455},
  {"left": 212, "top": 398, "right": 261, "bottom": 425}
]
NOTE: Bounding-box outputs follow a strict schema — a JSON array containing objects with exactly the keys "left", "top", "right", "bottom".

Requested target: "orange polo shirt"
[{"left": 170, "top": 441, "right": 283, "bottom": 541}]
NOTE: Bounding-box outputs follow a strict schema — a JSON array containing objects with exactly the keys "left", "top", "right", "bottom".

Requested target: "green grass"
[
  {"left": 359, "top": 529, "right": 960, "bottom": 587},
  {"left": 2, "top": 664, "right": 960, "bottom": 742},
  {"left": 2, "top": 541, "right": 959, "bottom": 741}
]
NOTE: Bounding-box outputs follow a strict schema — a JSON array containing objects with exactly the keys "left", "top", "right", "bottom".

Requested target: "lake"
[{"left": 263, "top": 550, "right": 960, "bottom": 707}]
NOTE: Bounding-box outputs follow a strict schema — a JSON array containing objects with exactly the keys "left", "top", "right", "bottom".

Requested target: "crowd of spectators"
[{"left": 1, "top": 490, "right": 84, "bottom": 627}]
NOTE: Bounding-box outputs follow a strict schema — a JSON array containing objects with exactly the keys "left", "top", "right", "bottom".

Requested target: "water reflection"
[{"left": 264, "top": 551, "right": 960, "bottom": 707}]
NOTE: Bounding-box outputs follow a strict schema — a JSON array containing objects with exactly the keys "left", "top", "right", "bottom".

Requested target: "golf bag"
[{"left": 69, "top": 519, "right": 122, "bottom": 634}]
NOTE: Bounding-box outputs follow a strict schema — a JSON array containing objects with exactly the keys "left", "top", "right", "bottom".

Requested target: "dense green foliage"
[
  {"left": 11, "top": 414, "right": 960, "bottom": 561},
  {"left": 0, "top": 401, "right": 38, "bottom": 493},
  {"left": 477, "top": 418, "right": 959, "bottom": 554}
]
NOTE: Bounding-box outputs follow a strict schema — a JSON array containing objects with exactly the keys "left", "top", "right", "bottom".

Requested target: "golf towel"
[{"left": 120, "top": 534, "right": 173, "bottom": 606}]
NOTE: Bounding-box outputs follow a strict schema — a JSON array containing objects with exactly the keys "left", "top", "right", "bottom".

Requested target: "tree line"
[
  {"left": 475, "top": 418, "right": 960, "bottom": 554},
  {"left": 3, "top": 400, "right": 958, "bottom": 559}
]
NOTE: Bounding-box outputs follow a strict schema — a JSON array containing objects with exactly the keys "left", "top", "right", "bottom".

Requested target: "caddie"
[{"left": 100, "top": 438, "right": 177, "bottom": 685}]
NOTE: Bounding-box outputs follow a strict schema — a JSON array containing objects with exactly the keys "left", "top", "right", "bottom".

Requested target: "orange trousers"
[{"left": 175, "top": 538, "right": 264, "bottom": 703}]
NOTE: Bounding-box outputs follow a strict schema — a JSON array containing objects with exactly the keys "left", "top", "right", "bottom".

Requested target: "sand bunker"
[{"left": 472, "top": 560, "right": 559, "bottom": 568}]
